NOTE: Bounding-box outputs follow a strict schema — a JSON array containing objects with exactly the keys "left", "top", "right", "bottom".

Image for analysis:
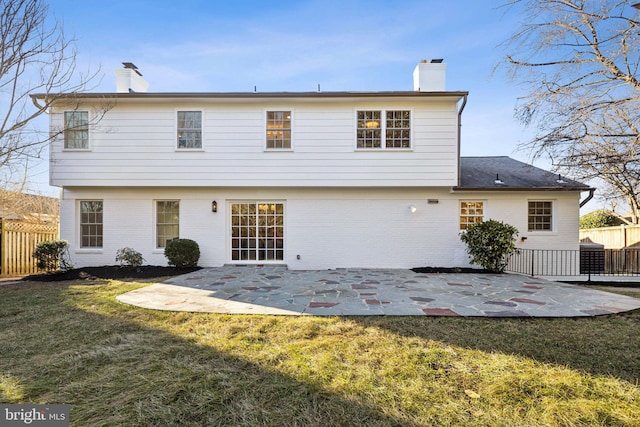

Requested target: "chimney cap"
[
  {"left": 122, "top": 62, "right": 142, "bottom": 76},
  {"left": 420, "top": 59, "right": 444, "bottom": 64}
]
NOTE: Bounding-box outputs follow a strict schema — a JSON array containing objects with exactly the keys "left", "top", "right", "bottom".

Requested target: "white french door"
[{"left": 231, "top": 202, "right": 284, "bottom": 262}]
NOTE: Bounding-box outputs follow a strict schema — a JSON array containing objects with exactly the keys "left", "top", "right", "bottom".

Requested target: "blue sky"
[{"left": 32, "top": 0, "right": 548, "bottom": 195}]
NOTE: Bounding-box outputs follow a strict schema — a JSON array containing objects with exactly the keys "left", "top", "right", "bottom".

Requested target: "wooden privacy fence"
[
  {"left": 580, "top": 225, "right": 640, "bottom": 249},
  {"left": 0, "top": 219, "right": 59, "bottom": 276}
]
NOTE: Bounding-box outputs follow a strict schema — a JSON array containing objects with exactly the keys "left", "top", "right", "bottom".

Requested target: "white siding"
[
  {"left": 49, "top": 98, "right": 460, "bottom": 187},
  {"left": 60, "top": 187, "right": 581, "bottom": 270}
]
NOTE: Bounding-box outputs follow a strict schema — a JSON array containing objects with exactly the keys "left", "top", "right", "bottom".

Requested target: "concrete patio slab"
[{"left": 116, "top": 266, "right": 640, "bottom": 317}]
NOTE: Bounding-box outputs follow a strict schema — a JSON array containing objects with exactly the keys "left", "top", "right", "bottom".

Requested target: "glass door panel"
[{"left": 231, "top": 202, "right": 284, "bottom": 261}]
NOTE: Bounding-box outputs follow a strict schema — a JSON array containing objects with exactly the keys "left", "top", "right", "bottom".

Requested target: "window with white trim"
[
  {"left": 64, "top": 111, "right": 89, "bottom": 149},
  {"left": 80, "top": 201, "right": 103, "bottom": 248},
  {"left": 156, "top": 201, "right": 179, "bottom": 248},
  {"left": 356, "top": 110, "right": 411, "bottom": 149},
  {"left": 528, "top": 201, "right": 553, "bottom": 231},
  {"left": 177, "top": 111, "right": 202, "bottom": 149},
  {"left": 266, "top": 111, "right": 291, "bottom": 149},
  {"left": 459, "top": 201, "right": 484, "bottom": 230}
]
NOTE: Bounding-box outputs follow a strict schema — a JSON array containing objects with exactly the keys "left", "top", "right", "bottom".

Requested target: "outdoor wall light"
[
  {"left": 211, "top": 200, "right": 218, "bottom": 213},
  {"left": 409, "top": 205, "right": 417, "bottom": 213}
]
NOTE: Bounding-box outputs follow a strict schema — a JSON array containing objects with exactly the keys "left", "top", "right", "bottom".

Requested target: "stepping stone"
[
  {"left": 510, "top": 297, "right": 546, "bottom": 305},
  {"left": 308, "top": 302, "right": 340, "bottom": 308},
  {"left": 485, "top": 310, "right": 529, "bottom": 317},
  {"left": 352, "top": 284, "right": 376, "bottom": 290},
  {"left": 317, "top": 280, "right": 339, "bottom": 284},
  {"left": 365, "top": 299, "right": 390, "bottom": 305},
  {"left": 422, "top": 308, "right": 459, "bottom": 316},
  {"left": 581, "top": 308, "right": 613, "bottom": 316},
  {"left": 410, "top": 296, "right": 434, "bottom": 303},
  {"left": 484, "top": 301, "right": 518, "bottom": 307}
]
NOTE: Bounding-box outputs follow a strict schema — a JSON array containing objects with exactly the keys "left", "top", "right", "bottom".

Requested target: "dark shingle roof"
[{"left": 457, "top": 156, "right": 590, "bottom": 191}]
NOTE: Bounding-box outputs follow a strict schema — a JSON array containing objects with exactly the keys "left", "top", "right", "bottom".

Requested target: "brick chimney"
[
  {"left": 413, "top": 59, "right": 446, "bottom": 92},
  {"left": 115, "top": 62, "right": 149, "bottom": 93}
]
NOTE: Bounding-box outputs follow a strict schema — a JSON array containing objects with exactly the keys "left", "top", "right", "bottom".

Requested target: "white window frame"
[
  {"left": 78, "top": 200, "right": 103, "bottom": 250},
  {"left": 63, "top": 110, "right": 90, "bottom": 150},
  {"left": 528, "top": 200, "right": 556, "bottom": 232},
  {"left": 176, "top": 110, "right": 204, "bottom": 150},
  {"left": 355, "top": 109, "right": 412, "bottom": 150},
  {"left": 459, "top": 200, "right": 485, "bottom": 231},
  {"left": 155, "top": 200, "right": 180, "bottom": 249},
  {"left": 265, "top": 110, "right": 293, "bottom": 151}
]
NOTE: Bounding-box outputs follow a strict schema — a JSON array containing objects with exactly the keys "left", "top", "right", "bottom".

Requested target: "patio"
[{"left": 116, "top": 266, "right": 640, "bottom": 317}]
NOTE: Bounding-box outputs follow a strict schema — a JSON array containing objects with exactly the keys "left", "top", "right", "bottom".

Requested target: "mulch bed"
[
  {"left": 23, "top": 265, "right": 202, "bottom": 282},
  {"left": 411, "top": 267, "right": 493, "bottom": 274}
]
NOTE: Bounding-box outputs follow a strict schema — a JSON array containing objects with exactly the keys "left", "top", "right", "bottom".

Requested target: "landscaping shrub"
[
  {"left": 164, "top": 239, "right": 200, "bottom": 268},
  {"left": 33, "top": 240, "right": 73, "bottom": 272},
  {"left": 459, "top": 220, "right": 518, "bottom": 273},
  {"left": 115, "top": 247, "right": 145, "bottom": 268},
  {"left": 579, "top": 209, "right": 624, "bottom": 229}
]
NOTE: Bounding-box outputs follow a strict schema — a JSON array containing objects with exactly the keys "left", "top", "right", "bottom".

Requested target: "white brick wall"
[{"left": 60, "top": 187, "right": 582, "bottom": 270}]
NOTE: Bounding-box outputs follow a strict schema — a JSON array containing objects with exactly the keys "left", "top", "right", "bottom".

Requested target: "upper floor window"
[
  {"left": 528, "top": 201, "right": 553, "bottom": 231},
  {"left": 266, "top": 111, "right": 291, "bottom": 149},
  {"left": 80, "top": 200, "right": 103, "bottom": 248},
  {"left": 459, "top": 201, "right": 484, "bottom": 230},
  {"left": 356, "top": 110, "right": 411, "bottom": 149},
  {"left": 177, "top": 111, "right": 202, "bottom": 149},
  {"left": 156, "top": 201, "right": 179, "bottom": 248},
  {"left": 64, "top": 111, "right": 89, "bottom": 149}
]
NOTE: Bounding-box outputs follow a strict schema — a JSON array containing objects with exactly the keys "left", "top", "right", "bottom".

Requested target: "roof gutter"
[
  {"left": 457, "top": 94, "right": 468, "bottom": 187},
  {"left": 452, "top": 186, "right": 592, "bottom": 192},
  {"left": 579, "top": 188, "right": 595, "bottom": 208}
]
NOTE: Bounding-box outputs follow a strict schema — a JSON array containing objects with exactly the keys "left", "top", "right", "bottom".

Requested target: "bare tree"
[
  {"left": 500, "top": 0, "right": 640, "bottom": 223},
  {"left": 0, "top": 188, "right": 59, "bottom": 223},
  {"left": 0, "top": 0, "right": 98, "bottom": 188}
]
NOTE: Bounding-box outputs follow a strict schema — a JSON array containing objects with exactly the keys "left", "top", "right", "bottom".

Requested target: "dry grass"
[{"left": 1, "top": 278, "right": 639, "bottom": 426}]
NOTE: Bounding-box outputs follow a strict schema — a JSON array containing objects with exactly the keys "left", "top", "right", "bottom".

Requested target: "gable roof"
[{"left": 457, "top": 156, "right": 591, "bottom": 191}]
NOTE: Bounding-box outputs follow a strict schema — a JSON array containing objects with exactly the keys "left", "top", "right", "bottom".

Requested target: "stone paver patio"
[{"left": 116, "top": 266, "right": 640, "bottom": 317}]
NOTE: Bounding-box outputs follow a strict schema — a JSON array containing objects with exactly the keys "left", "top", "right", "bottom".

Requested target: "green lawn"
[{"left": 1, "top": 278, "right": 639, "bottom": 426}]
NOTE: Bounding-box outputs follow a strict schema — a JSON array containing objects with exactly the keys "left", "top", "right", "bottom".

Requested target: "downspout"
[
  {"left": 579, "top": 188, "right": 595, "bottom": 208},
  {"left": 30, "top": 94, "right": 47, "bottom": 111},
  {"left": 457, "top": 94, "right": 468, "bottom": 187}
]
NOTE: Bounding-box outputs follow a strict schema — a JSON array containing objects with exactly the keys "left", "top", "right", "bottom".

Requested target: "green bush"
[
  {"left": 164, "top": 239, "right": 200, "bottom": 268},
  {"left": 459, "top": 220, "right": 519, "bottom": 273},
  {"left": 579, "top": 210, "right": 624, "bottom": 229},
  {"left": 33, "top": 240, "right": 73, "bottom": 272},
  {"left": 115, "top": 247, "right": 145, "bottom": 268}
]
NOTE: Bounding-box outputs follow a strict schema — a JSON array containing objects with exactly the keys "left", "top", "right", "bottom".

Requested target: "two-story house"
[{"left": 32, "top": 60, "right": 590, "bottom": 270}]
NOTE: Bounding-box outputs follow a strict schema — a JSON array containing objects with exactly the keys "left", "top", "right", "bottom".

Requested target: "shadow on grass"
[
  {"left": 354, "top": 313, "right": 640, "bottom": 384},
  {"left": 0, "top": 281, "right": 416, "bottom": 426}
]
